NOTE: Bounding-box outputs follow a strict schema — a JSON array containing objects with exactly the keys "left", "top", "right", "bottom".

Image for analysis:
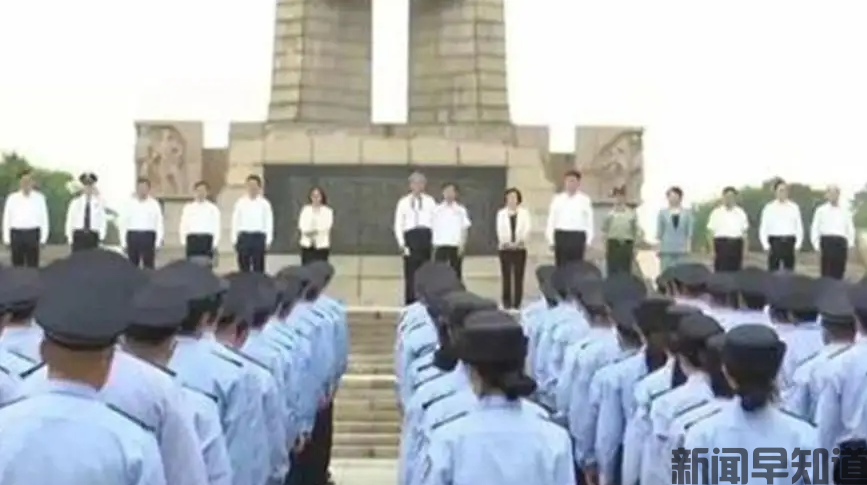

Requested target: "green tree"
[
  {"left": 691, "top": 179, "right": 825, "bottom": 253},
  {"left": 0, "top": 152, "right": 74, "bottom": 244},
  {"left": 853, "top": 184, "right": 867, "bottom": 230}
]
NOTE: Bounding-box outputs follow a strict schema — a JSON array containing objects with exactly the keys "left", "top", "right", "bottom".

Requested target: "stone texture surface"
[
  {"left": 408, "top": 0, "right": 510, "bottom": 124},
  {"left": 134, "top": 122, "right": 205, "bottom": 199},
  {"left": 269, "top": 0, "right": 373, "bottom": 124}
]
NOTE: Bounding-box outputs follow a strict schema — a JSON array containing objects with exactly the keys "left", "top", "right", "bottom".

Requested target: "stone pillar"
[
  {"left": 269, "top": 0, "right": 373, "bottom": 124},
  {"left": 408, "top": 0, "right": 510, "bottom": 124}
]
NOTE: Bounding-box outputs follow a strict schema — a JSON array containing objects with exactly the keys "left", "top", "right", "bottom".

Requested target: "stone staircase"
[{"left": 333, "top": 308, "right": 401, "bottom": 459}]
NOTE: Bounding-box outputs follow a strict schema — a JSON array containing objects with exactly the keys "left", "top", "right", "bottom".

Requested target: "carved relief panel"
[
  {"left": 574, "top": 128, "right": 644, "bottom": 204},
  {"left": 134, "top": 122, "right": 204, "bottom": 199}
]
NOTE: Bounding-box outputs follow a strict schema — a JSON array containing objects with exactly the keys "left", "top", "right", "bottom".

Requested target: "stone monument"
[{"left": 136, "top": 0, "right": 645, "bottom": 304}]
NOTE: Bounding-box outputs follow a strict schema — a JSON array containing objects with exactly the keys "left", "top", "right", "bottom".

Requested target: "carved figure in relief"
[
  {"left": 583, "top": 130, "right": 644, "bottom": 202},
  {"left": 135, "top": 125, "right": 188, "bottom": 197}
]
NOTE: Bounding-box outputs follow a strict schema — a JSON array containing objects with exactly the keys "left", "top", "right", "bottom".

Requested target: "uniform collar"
[
  {"left": 44, "top": 379, "right": 100, "bottom": 399},
  {"left": 477, "top": 394, "right": 520, "bottom": 409}
]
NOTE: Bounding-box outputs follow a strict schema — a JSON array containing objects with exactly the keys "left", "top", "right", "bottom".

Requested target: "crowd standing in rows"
[
  {"left": 396, "top": 259, "right": 867, "bottom": 485},
  {"left": 0, "top": 250, "right": 348, "bottom": 485}
]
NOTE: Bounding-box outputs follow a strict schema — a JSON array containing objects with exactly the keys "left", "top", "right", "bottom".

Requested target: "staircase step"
[
  {"left": 334, "top": 420, "right": 401, "bottom": 435},
  {"left": 340, "top": 374, "right": 395, "bottom": 390},
  {"left": 334, "top": 432, "right": 400, "bottom": 447},
  {"left": 332, "top": 444, "right": 400, "bottom": 459},
  {"left": 347, "top": 362, "right": 394, "bottom": 375}
]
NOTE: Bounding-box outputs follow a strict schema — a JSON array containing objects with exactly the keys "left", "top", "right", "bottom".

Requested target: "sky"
[{"left": 2, "top": 0, "right": 867, "bottom": 225}]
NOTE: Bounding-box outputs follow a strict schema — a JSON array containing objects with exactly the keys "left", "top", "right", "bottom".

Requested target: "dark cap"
[
  {"left": 721, "top": 324, "right": 786, "bottom": 376},
  {"left": 415, "top": 262, "right": 457, "bottom": 293},
  {"left": 129, "top": 281, "right": 188, "bottom": 328},
  {"left": 577, "top": 280, "right": 607, "bottom": 312},
  {"left": 633, "top": 295, "right": 674, "bottom": 334},
  {"left": 666, "top": 304, "right": 701, "bottom": 332},
  {"left": 735, "top": 266, "right": 768, "bottom": 296},
  {"left": 152, "top": 260, "right": 223, "bottom": 302},
  {"left": 221, "top": 272, "right": 260, "bottom": 323},
  {"left": 849, "top": 283, "right": 867, "bottom": 313},
  {"left": 36, "top": 250, "right": 141, "bottom": 349},
  {"left": 306, "top": 261, "right": 335, "bottom": 287},
  {"left": 603, "top": 274, "right": 647, "bottom": 306},
  {"left": 79, "top": 172, "right": 98, "bottom": 185},
  {"left": 706, "top": 272, "right": 736, "bottom": 295},
  {"left": 611, "top": 301, "right": 641, "bottom": 338},
  {"left": 0, "top": 267, "right": 41, "bottom": 311},
  {"left": 442, "top": 292, "right": 497, "bottom": 328},
  {"left": 816, "top": 281, "right": 856, "bottom": 327},
  {"left": 420, "top": 266, "right": 463, "bottom": 301},
  {"left": 767, "top": 274, "right": 816, "bottom": 312},
  {"left": 455, "top": 310, "right": 526, "bottom": 363},
  {"left": 671, "top": 313, "right": 724, "bottom": 354},
  {"left": 671, "top": 263, "right": 711, "bottom": 287},
  {"left": 535, "top": 265, "right": 556, "bottom": 286}
]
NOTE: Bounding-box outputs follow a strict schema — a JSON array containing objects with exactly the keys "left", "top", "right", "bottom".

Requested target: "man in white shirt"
[
  {"left": 432, "top": 182, "right": 471, "bottom": 280},
  {"left": 179, "top": 180, "right": 221, "bottom": 263},
  {"left": 2, "top": 169, "right": 49, "bottom": 267},
  {"left": 120, "top": 177, "right": 165, "bottom": 269},
  {"left": 706, "top": 186, "right": 749, "bottom": 272},
  {"left": 758, "top": 179, "right": 804, "bottom": 271},
  {"left": 393, "top": 171, "right": 436, "bottom": 303},
  {"left": 810, "top": 184, "right": 855, "bottom": 279},
  {"left": 64, "top": 172, "right": 106, "bottom": 252},
  {"left": 545, "top": 170, "right": 594, "bottom": 267},
  {"left": 231, "top": 174, "right": 274, "bottom": 273}
]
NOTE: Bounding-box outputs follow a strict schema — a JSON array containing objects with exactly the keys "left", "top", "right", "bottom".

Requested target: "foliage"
[
  {"left": 0, "top": 152, "right": 75, "bottom": 244},
  {"left": 690, "top": 179, "right": 825, "bottom": 253},
  {"left": 853, "top": 184, "right": 867, "bottom": 230}
]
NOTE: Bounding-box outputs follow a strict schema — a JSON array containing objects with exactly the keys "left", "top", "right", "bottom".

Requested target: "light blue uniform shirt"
[
  {"left": 182, "top": 386, "right": 233, "bottom": 485},
  {"left": 622, "top": 360, "right": 674, "bottom": 485},
  {"left": 243, "top": 328, "right": 298, "bottom": 446},
  {"left": 262, "top": 310, "right": 315, "bottom": 434},
  {"left": 169, "top": 336, "right": 264, "bottom": 485},
  {"left": 0, "top": 379, "right": 166, "bottom": 485},
  {"left": 24, "top": 350, "right": 209, "bottom": 485},
  {"left": 815, "top": 340, "right": 867, "bottom": 452},
  {"left": 685, "top": 398, "right": 819, "bottom": 485},
  {"left": 783, "top": 341, "right": 852, "bottom": 424},
  {"left": 555, "top": 326, "right": 616, "bottom": 415},
  {"left": 661, "top": 397, "right": 732, "bottom": 481},
  {"left": 420, "top": 395, "right": 575, "bottom": 485},
  {"left": 774, "top": 322, "right": 823, "bottom": 391},
  {"left": 535, "top": 303, "right": 589, "bottom": 405},
  {"left": 0, "top": 347, "right": 35, "bottom": 379},
  {"left": 0, "top": 356, "right": 22, "bottom": 405},
  {"left": 721, "top": 309, "right": 774, "bottom": 329},
  {"left": 0, "top": 324, "right": 42, "bottom": 365}
]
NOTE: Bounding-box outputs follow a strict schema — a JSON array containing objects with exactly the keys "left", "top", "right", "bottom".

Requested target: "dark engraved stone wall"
[{"left": 264, "top": 165, "right": 506, "bottom": 255}]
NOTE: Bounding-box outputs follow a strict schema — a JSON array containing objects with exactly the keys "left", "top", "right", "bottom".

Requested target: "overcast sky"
[{"left": 1, "top": 0, "right": 866, "bottom": 221}]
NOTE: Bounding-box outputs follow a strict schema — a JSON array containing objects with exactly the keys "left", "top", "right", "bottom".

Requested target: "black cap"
[
  {"left": 815, "top": 281, "right": 856, "bottom": 327},
  {"left": 274, "top": 267, "right": 305, "bottom": 305},
  {"left": 603, "top": 274, "right": 647, "bottom": 307},
  {"left": 735, "top": 266, "right": 768, "bottom": 296},
  {"left": 129, "top": 281, "right": 188, "bottom": 328},
  {"left": 415, "top": 262, "right": 458, "bottom": 295},
  {"left": 721, "top": 324, "right": 786, "bottom": 376},
  {"left": 306, "top": 261, "right": 335, "bottom": 287},
  {"left": 79, "top": 172, "right": 98, "bottom": 185},
  {"left": 0, "top": 267, "right": 41, "bottom": 311},
  {"left": 671, "top": 313, "right": 724, "bottom": 354},
  {"left": 577, "top": 280, "right": 607, "bottom": 312},
  {"left": 656, "top": 266, "right": 677, "bottom": 289},
  {"left": 36, "top": 250, "right": 140, "bottom": 349},
  {"left": 706, "top": 272, "right": 736, "bottom": 295},
  {"left": 666, "top": 304, "right": 701, "bottom": 331},
  {"left": 152, "top": 260, "right": 223, "bottom": 302},
  {"left": 455, "top": 310, "right": 526, "bottom": 363},
  {"left": 611, "top": 301, "right": 641, "bottom": 339},
  {"left": 221, "top": 272, "right": 261, "bottom": 323},
  {"left": 672, "top": 263, "right": 711, "bottom": 287},
  {"left": 767, "top": 274, "right": 816, "bottom": 312},
  {"left": 535, "top": 265, "right": 555, "bottom": 286},
  {"left": 633, "top": 295, "right": 674, "bottom": 334},
  {"left": 442, "top": 292, "right": 497, "bottom": 328},
  {"left": 420, "top": 267, "right": 463, "bottom": 302},
  {"left": 848, "top": 283, "right": 867, "bottom": 314}
]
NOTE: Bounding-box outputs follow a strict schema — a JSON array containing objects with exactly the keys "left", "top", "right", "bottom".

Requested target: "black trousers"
[
  {"left": 236, "top": 232, "right": 267, "bottom": 273},
  {"left": 287, "top": 402, "right": 334, "bottom": 485},
  {"left": 713, "top": 237, "right": 744, "bottom": 272},
  {"left": 434, "top": 246, "right": 462, "bottom": 280},
  {"left": 126, "top": 230, "right": 156, "bottom": 269},
  {"left": 553, "top": 230, "right": 587, "bottom": 267},
  {"left": 498, "top": 248, "right": 527, "bottom": 309},
  {"left": 9, "top": 228, "right": 40, "bottom": 267},
  {"left": 403, "top": 228, "right": 432, "bottom": 304},
  {"left": 820, "top": 235, "right": 848, "bottom": 279},
  {"left": 71, "top": 229, "right": 100, "bottom": 252},
  {"left": 767, "top": 235, "right": 796, "bottom": 271},
  {"left": 300, "top": 247, "right": 330, "bottom": 265},
  {"left": 605, "top": 239, "right": 634, "bottom": 275},
  {"left": 185, "top": 234, "right": 214, "bottom": 259}
]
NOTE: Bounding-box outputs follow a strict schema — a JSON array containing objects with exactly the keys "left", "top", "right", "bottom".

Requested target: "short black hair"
[
  {"left": 504, "top": 187, "right": 523, "bottom": 204},
  {"left": 308, "top": 186, "right": 327, "bottom": 205},
  {"left": 247, "top": 174, "right": 262, "bottom": 186},
  {"left": 442, "top": 182, "right": 458, "bottom": 192},
  {"left": 136, "top": 177, "right": 151, "bottom": 187},
  {"left": 564, "top": 170, "right": 582, "bottom": 180},
  {"left": 667, "top": 186, "right": 683, "bottom": 198},
  {"left": 722, "top": 186, "right": 738, "bottom": 195},
  {"left": 194, "top": 180, "right": 209, "bottom": 190},
  {"left": 772, "top": 178, "right": 787, "bottom": 190},
  {"left": 17, "top": 168, "right": 33, "bottom": 180}
]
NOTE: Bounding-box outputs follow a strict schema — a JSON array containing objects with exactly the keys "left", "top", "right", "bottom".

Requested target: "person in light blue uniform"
[
  {"left": 621, "top": 303, "right": 698, "bottom": 485},
  {"left": 400, "top": 290, "right": 495, "bottom": 485},
  {"left": 156, "top": 260, "right": 266, "bottom": 485},
  {"left": 524, "top": 265, "right": 558, "bottom": 376},
  {"left": 593, "top": 295, "right": 673, "bottom": 485},
  {"left": 783, "top": 283, "right": 855, "bottom": 424},
  {"left": 214, "top": 272, "right": 287, "bottom": 485},
  {"left": 815, "top": 282, "right": 867, "bottom": 482},
  {"left": 644, "top": 312, "right": 727, "bottom": 485},
  {"left": 572, "top": 301, "right": 643, "bottom": 485},
  {"left": 0, "top": 267, "right": 44, "bottom": 372},
  {"left": 420, "top": 309, "right": 575, "bottom": 485},
  {"left": 766, "top": 274, "right": 823, "bottom": 391},
  {"left": 122, "top": 279, "right": 232, "bottom": 485},
  {"left": 668, "top": 263, "right": 712, "bottom": 312},
  {"left": 725, "top": 266, "right": 773, "bottom": 328},
  {"left": 0, "top": 249, "right": 166, "bottom": 485},
  {"left": 396, "top": 262, "right": 454, "bottom": 380},
  {"left": 685, "top": 324, "right": 818, "bottom": 485},
  {"left": 702, "top": 271, "right": 738, "bottom": 325}
]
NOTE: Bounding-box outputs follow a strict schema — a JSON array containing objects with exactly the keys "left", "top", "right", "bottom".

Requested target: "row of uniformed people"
[
  {"left": 0, "top": 249, "right": 348, "bottom": 485},
  {"left": 394, "top": 262, "right": 576, "bottom": 485},
  {"left": 528, "top": 260, "right": 867, "bottom": 485}
]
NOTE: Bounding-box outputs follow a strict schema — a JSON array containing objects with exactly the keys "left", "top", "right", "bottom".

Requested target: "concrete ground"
[{"left": 331, "top": 459, "right": 397, "bottom": 485}]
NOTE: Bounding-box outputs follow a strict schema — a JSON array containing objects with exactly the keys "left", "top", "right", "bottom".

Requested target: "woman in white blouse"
[
  {"left": 297, "top": 186, "right": 334, "bottom": 264},
  {"left": 496, "top": 187, "right": 532, "bottom": 309}
]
